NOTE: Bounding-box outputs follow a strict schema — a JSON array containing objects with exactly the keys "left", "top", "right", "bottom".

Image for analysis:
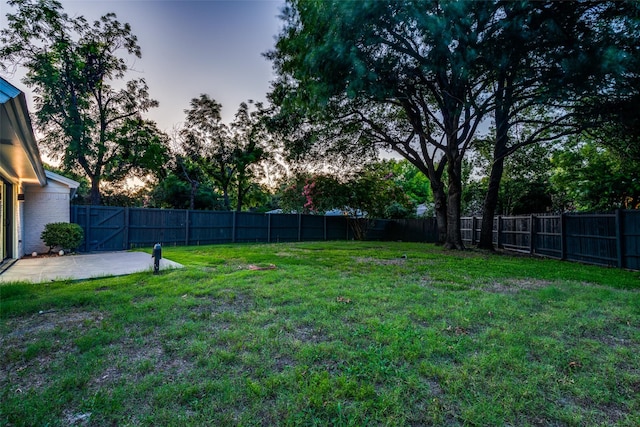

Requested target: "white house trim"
[{"left": 0, "top": 78, "right": 47, "bottom": 187}]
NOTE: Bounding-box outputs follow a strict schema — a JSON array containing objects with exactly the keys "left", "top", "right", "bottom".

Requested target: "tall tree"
[
  {"left": 176, "top": 97, "right": 224, "bottom": 210},
  {"left": 228, "top": 101, "right": 269, "bottom": 212},
  {"left": 181, "top": 94, "right": 234, "bottom": 210},
  {"left": 1, "top": 0, "right": 168, "bottom": 205},
  {"left": 269, "top": 0, "right": 502, "bottom": 249},
  {"left": 181, "top": 95, "right": 271, "bottom": 211},
  {"left": 476, "top": 1, "right": 627, "bottom": 249}
]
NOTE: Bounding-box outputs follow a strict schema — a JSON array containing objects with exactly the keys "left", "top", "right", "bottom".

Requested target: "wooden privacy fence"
[
  {"left": 461, "top": 210, "right": 640, "bottom": 270},
  {"left": 71, "top": 206, "right": 639, "bottom": 270},
  {"left": 71, "top": 206, "right": 438, "bottom": 253}
]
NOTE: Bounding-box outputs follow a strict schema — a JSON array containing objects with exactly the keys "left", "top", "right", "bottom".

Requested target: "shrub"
[
  {"left": 40, "top": 223, "right": 84, "bottom": 253},
  {"left": 384, "top": 202, "right": 415, "bottom": 219}
]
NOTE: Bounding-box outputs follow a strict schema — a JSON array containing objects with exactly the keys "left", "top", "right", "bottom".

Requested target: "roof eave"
[{"left": 0, "top": 78, "right": 47, "bottom": 186}]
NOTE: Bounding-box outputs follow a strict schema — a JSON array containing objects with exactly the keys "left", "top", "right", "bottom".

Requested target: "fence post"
[
  {"left": 346, "top": 217, "right": 350, "bottom": 240},
  {"left": 123, "top": 207, "right": 130, "bottom": 250},
  {"left": 267, "top": 213, "right": 272, "bottom": 243},
  {"left": 496, "top": 215, "right": 501, "bottom": 249},
  {"left": 471, "top": 216, "right": 476, "bottom": 246},
  {"left": 560, "top": 213, "right": 566, "bottom": 260},
  {"left": 324, "top": 216, "right": 327, "bottom": 240},
  {"left": 615, "top": 209, "right": 624, "bottom": 268},
  {"left": 232, "top": 211, "right": 237, "bottom": 243},
  {"left": 298, "top": 213, "right": 302, "bottom": 241},
  {"left": 85, "top": 205, "right": 91, "bottom": 252},
  {"left": 185, "top": 210, "right": 190, "bottom": 246},
  {"left": 529, "top": 215, "right": 536, "bottom": 255}
]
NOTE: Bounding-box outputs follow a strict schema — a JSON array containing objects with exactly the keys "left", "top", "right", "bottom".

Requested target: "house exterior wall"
[
  {"left": 23, "top": 180, "right": 72, "bottom": 255},
  {"left": 15, "top": 183, "right": 24, "bottom": 258}
]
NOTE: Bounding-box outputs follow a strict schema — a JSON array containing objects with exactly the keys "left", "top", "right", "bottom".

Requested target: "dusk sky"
[{"left": 1, "top": 0, "right": 285, "bottom": 130}]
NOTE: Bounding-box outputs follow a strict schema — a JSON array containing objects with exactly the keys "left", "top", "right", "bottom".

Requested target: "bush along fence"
[
  {"left": 461, "top": 210, "right": 640, "bottom": 270},
  {"left": 71, "top": 206, "right": 639, "bottom": 271}
]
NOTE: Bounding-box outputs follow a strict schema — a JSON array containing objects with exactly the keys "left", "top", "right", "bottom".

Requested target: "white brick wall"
[{"left": 23, "top": 180, "right": 71, "bottom": 255}]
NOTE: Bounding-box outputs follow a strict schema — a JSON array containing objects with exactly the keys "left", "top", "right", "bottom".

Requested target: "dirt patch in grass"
[
  {"left": 3, "top": 308, "right": 192, "bottom": 396},
  {"left": 355, "top": 256, "right": 408, "bottom": 266},
  {"left": 192, "top": 289, "right": 255, "bottom": 314},
  {"left": 272, "top": 354, "right": 296, "bottom": 372},
  {"left": 557, "top": 395, "right": 629, "bottom": 425},
  {"left": 92, "top": 338, "right": 194, "bottom": 388},
  {"left": 290, "top": 325, "right": 328, "bottom": 344},
  {"left": 479, "top": 278, "right": 554, "bottom": 294},
  {"left": 3, "top": 309, "right": 105, "bottom": 340},
  {"left": 276, "top": 248, "right": 313, "bottom": 257},
  {"left": 1, "top": 309, "right": 107, "bottom": 393},
  {"left": 418, "top": 276, "right": 554, "bottom": 294},
  {"left": 275, "top": 251, "right": 295, "bottom": 257},
  {"left": 425, "top": 377, "right": 444, "bottom": 397},
  {"left": 62, "top": 410, "right": 92, "bottom": 426}
]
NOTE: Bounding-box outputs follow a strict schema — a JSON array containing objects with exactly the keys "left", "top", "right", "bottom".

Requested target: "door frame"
[
  {"left": 0, "top": 179, "right": 4, "bottom": 260},
  {"left": 0, "top": 177, "right": 14, "bottom": 261}
]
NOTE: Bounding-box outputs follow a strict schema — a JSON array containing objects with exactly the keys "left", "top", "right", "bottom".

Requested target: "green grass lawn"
[{"left": 1, "top": 241, "right": 639, "bottom": 426}]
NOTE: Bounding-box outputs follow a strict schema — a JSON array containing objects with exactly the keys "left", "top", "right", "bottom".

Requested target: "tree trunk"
[
  {"left": 189, "top": 181, "right": 197, "bottom": 211},
  {"left": 478, "top": 74, "right": 511, "bottom": 250},
  {"left": 222, "top": 188, "right": 231, "bottom": 211},
  {"left": 431, "top": 182, "right": 447, "bottom": 245},
  {"left": 478, "top": 155, "right": 505, "bottom": 250},
  {"left": 444, "top": 158, "right": 465, "bottom": 250},
  {"left": 236, "top": 175, "right": 247, "bottom": 212},
  {"left": 90, "top": 177, "right": 101, "bottom": 206},
  {"left": 236, "top": 189, "right": 244, "bottom": 212}
]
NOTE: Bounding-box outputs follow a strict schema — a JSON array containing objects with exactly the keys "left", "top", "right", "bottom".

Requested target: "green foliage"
[
  {"left": 386, "top": 160, "right": 433, "bottom": 206},
  {"left": 346, "top": 163, "right": 416, "bottom": 220},
  {"left": 40, "top": 222, "right": 84, "bottom": 253},
  {"left": 277, "top": 160, "right": 418, "bottom": 220},
  {"left": 1, "top": 0, "right": 169, "bottom": 205},
  {"left": 148, "top": 173, "right": 223, "bottom": 210},
  {"left": 278, "top": 161, "right": 421, "bottom": 239},
  {"left": 384, "top": 202, "right": 412, "bottom": 219},
  {"left": 278, "top": 173, "right": 347, "bottom": 214},
  {"left": 550, "top": 138, "right": 640, "bottom": 211},
  {"left": 2, "top": 242, "right": 639, "bottom": 426},
  {"left": 576, "top": 2, "right": 640, "bottom": 165},
  {"left": 98, "top": 184, "right": 150, "bottom": 208},
  {"left": 465, "top": 138, "right": 556, "bottom": 215}
]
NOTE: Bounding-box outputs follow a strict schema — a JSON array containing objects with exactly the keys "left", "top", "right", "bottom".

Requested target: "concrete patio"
[{"left": 0, "top": 252, "right": 183, "bottom": 284}]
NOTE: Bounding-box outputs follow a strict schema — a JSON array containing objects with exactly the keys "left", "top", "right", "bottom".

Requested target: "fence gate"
[{"left": 72, "top": 206, "right": 127, "bottom": 252}]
